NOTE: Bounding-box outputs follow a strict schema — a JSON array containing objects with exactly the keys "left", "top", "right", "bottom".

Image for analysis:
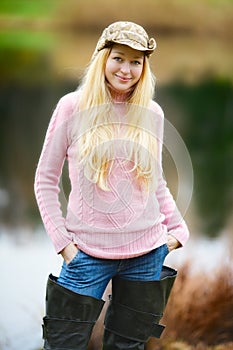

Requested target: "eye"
[
  {"left": 132, "top": 60, "right": 142, "bottom": 65},
  {"left": 113, "top": 56, "right": 122, "bottom": 62}
]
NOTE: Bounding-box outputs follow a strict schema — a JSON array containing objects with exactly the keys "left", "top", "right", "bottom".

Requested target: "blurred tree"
[{"left": 164, "top": 77, "right": 233, "bottom": 237}]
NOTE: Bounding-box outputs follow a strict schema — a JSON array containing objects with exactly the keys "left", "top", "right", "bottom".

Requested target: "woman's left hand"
[{"left": 167, "top": 235, "right": 181, "bottom": 252}]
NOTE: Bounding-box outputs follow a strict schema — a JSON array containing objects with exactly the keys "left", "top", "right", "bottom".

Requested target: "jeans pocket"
[{"left": 66, "top": 250, "right": 80, "bottom": 267}]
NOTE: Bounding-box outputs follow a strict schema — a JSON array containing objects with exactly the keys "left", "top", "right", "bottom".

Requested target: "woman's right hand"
[{"left": 60, "top": 242, "right": 78, "bottom": 265}]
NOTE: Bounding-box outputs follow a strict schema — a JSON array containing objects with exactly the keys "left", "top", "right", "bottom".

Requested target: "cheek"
[
  {"left": 105, "top": 60, "right": 116, "bottom": 75},
  {"left": 134, "top": 67, "right": 143, "bottom": 81}
]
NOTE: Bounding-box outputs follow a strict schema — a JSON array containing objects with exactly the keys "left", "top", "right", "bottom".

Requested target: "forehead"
[{"left": 110, "top": 44, "right": 144, "bottom": 59}]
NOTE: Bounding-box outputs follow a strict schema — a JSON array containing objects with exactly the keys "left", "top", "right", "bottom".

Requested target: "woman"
[{"left": 35, "top": 21, "right": 189, "bottom": 350}]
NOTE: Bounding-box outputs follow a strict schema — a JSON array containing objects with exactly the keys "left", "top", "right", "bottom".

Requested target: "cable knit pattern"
[{"left": 34, "top": 90, "right": 189, "bottom": 257}]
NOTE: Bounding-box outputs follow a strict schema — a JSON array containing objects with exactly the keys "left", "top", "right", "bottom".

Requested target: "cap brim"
[{"left": 109, "top": 39, "right": 154, "bottom": 53}]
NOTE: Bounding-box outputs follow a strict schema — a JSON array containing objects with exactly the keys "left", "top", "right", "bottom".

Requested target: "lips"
[{"left": 115, "top": 74, "right": 131, "bottom": 82}]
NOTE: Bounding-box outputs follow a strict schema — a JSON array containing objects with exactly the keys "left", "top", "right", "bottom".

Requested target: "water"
[
  {"left": 0, "top": 228, "right": 60, "bottom": 350},
  {"left": 0, "top": 227, "right": 231, "bottom": 350}
]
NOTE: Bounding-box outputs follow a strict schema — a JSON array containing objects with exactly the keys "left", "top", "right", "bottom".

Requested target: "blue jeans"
[{"left": 57, "top": 244, "right": 169, "bottom": 299}]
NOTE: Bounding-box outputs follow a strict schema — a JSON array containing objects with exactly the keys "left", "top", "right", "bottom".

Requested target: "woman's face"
[{"left": 105, "top": 44, "right": 144, "bottom": 93}]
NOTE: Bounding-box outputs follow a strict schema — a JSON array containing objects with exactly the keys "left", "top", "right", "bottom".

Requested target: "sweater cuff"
[
  {"left": 49, "top": 226, "right": 73, "bottom": 254},
  {"left": 168, "top": 225, "right": 189, "bottom": 248}
]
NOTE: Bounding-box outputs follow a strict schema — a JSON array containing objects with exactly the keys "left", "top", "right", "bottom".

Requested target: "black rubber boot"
[
  {"left": 103, "top": 265, "right": 177, "bottom": 350},
  {"left": 42, "top": 274, "right": 105, "bottom": 350}
]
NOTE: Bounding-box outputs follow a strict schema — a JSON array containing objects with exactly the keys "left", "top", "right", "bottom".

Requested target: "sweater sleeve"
[
  {"left": 153, "top": 102, "right": 190, "bottom": 247},
  {"left": 34, "top": 94, "right": 75, "bottom": 253}
]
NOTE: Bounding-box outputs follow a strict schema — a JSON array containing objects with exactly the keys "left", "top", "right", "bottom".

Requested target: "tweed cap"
[{"left": 92, "top": 21, "right": 156, "bottom": 58}]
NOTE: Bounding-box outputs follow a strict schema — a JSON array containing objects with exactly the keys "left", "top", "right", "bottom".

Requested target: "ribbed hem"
[{"left": 71, "top": 224, "right": 168, "bottom": 259}]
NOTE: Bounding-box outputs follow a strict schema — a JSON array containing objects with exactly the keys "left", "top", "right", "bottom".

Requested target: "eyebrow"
[{"left": 111, "top": 50, "right": 144, "bottom": 59}]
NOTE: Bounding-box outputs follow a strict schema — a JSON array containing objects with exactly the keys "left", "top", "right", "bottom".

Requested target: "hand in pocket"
[
  {"left": 61, "top": 242, "right": 79, "bottom": 265},
  {"left": 167, "top": 235, "right": 181, "bottom": 252}
]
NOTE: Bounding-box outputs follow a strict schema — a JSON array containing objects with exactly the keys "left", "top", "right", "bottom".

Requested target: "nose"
[{"left": 120, "top": 61, "right": 131, "bottom": 74}]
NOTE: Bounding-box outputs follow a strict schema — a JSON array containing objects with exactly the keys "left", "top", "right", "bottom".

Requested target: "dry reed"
[{"left": 88, "top": 262, "right": 233, "bottom": 350}]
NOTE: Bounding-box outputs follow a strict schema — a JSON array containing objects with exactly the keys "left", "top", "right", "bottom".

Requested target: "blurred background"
[{"left": 0, "top": 1, "right": 232, "bottom": 349}]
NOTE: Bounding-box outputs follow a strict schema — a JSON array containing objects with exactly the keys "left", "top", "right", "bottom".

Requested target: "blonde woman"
[{"left": 35, "top": 21, "right": 189, "bottom": 350}]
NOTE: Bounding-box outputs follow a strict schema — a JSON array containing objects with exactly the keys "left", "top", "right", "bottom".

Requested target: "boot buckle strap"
[
  {"left": 151, "top": 322, "right": 165, "bottom": 338},
  {"left": 104, "top": 301, "right": 165, "bottom": 341}
]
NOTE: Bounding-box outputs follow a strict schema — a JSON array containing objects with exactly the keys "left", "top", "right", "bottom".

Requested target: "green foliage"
[
  {"left": 0, "top": 0, "right": 57, "bottom": 17},
  {"left": 0, "top": 31, "right": 54, "bottom": 50}
]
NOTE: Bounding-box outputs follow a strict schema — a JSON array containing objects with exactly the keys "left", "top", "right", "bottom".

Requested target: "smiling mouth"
[{"left": 115, "top": 75, "right": 131, "bottom": 82}]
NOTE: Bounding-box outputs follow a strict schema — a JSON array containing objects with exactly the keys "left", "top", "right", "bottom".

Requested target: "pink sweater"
[{"left": 34, "top": 90, "right": 189, "bottom": 258}]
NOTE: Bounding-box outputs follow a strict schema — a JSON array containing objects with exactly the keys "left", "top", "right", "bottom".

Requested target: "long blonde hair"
[{"left": 74, "top": 47, "right": 158, "bottom": 191}]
